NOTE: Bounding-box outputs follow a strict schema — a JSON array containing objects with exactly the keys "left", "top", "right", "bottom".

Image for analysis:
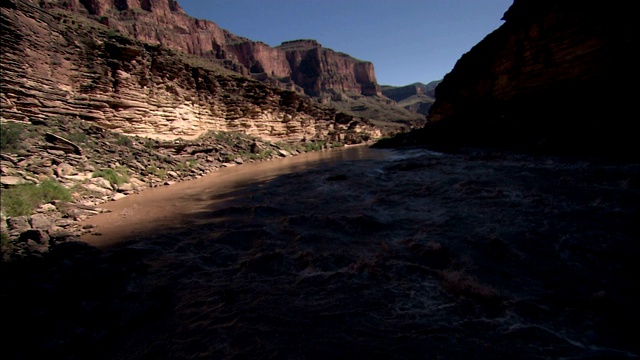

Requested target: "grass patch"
[
  {"left": 0, "top": 179, "right": 72, "bottom": 217},
  {"left": 275, "top": 141, "right": 296, "bottom": 153},
  {"left": 147, "top": 165, "right": 167, "bottom": 179},
  {"left": 114, "top": 133, "right": 133, "bottom": 147},
  {"left": 303, "top": 141, "right": 327, "bottom": 152},
  {"left": 247, "top": 149, "right": 274, "bottom": 160},
  {"left": 93, "top": 167, "right": 130, "bottom": 186},
  {"left": 0, "top": 122, "right": 24, "bottom": 152},
  {"left": 1, "top": 231, "right": 10, "bottom": 253}
]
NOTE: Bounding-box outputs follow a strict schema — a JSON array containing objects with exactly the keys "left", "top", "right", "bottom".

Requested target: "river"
[
  {"left": 6, "top": 146, "right": 640, "bottom": 359},
  {"left": 79, "top": 145, "right": 396, "bottom": 247}
]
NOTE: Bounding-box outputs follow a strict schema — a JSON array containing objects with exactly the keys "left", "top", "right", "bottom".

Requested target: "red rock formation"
[
  {"left": 1, "top": 0, "right": 381, "bottom": 143},
  {"left": 278, "top": 40, "right": 381, "bottom": 97},
  {"left": 418, "top": 0, "right": 637, "bottom": 156},
  {"left": 35, "top": 1, "right": 382, "bottom": 99},
  {"left": 226, "top": 41, "right": 291, "bottom": 79}
]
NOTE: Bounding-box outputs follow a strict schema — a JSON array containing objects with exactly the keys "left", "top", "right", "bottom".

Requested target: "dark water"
[{"left": 3, "top": 146, "right": 640, "bottom": 359}]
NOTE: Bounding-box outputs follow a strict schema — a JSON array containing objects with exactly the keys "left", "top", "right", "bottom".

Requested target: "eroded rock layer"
[
  {"left": 33, "top": 0, "right": 381, "bottom": 99},
  {"left": 1, "top": 0, "right": 381, "bottom": 142},
  {"left": 421, "top": 0, "right": 637, "bottom": 156}
]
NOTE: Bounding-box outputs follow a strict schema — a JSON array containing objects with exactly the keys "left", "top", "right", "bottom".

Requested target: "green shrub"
[
  {"left": 66, "top": 130, "right": 87, "bottom": 144},
  {"left": 247, "top": 149, "right": 273, "bottom": 160},
  {"left": 143, "top": 138, "right": 157, "bottom": 149},
  {"left": 175, "top": 159, "right": 199, "bottom": 171},
  {"left": 93, "top": 167, "right": 130, "bottom": 186},
  {"left": 1, "top": 231, "right": 10, "bottom": 252},
  {"left": 0, "top": 122, "right": 24, "bottom": 152},
  {"left": 38, "top": 178, "right": 73, "bottom": 203},
  {"left": 115, "top": 134, "right": 133, "bottom": 147},
  {"left": 146, "top": 165, "right": 166, "bottom": 179},
  {"left": 303, "top": 141, "right": 328, "bottom": 152},
  {"left": 275, "top": 141, "right": 295, "bottom": 153},
  {"left": 0, "top": 179, "right": 72, "bottom": 217}
]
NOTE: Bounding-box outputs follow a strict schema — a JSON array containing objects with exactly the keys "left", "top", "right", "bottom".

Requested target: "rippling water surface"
[{"left": 8, "top": 146, "right": 640, "bottom": 359}]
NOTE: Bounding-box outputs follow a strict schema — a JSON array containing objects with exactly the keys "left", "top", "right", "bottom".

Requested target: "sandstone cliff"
[
  {"left": 1, "top": 0, "right": 381, "bottom": 143},
  {"left": 276, "top": 39, "right": 381, "bottom": 97},
  {"left": 401, "top": 0, "right": 637, "bottom": 156},
  {"left": 26, "top": 0, "right": 424, "bottom": 128},
  {"left": 36, "top": 1, "right": 379, "bottom": 97}
]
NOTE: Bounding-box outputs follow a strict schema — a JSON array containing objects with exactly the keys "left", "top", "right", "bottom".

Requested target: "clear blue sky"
[{"left": 178, "top": 0, "right": 513, "bottom": 86}]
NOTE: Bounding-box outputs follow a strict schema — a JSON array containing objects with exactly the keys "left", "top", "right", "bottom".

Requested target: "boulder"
[
  {"left": 1, "top": 175, "right": 28, "bottom": 187},
  {"left": 29, "top": 213, "right": 54, "bottom": 230}
]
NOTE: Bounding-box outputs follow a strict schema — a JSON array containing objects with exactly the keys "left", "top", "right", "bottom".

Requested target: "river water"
[
  {"left": 8, "top": 146, "right": 640, "bottom": 359},
  {"left": 80, "top": 145, "right": 396, "bottom": 247}
]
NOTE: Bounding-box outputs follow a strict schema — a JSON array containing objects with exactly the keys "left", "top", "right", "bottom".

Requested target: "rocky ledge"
[{"left": 0, "top": 116, "right": 353, "bottom": 260}]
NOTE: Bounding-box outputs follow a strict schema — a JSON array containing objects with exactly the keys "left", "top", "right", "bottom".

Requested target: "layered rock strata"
[
  {"left": 34, "top": 0, "right": 382, "bottom": 99},
  {"left": 1, "top": 0, "right": 381, "bottom": 142},
  {"left": 417, "top": 0, "right": 637, "bottom": 156},
  {"left": 276, "top": 40, "right": 381, "bottom": 97}
]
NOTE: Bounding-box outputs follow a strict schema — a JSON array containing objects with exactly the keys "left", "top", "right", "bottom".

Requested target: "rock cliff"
[
  {"left": 400, "top": 0, "right": 637, "bottom": 156},
  {"left": 35, "top": 1, "right": 382, "bottom": 98},
  {"left": 276, "top": 40, "right": 381, "bottom": 97},
  {"left": 22, "top": 0, "right": 424, "bottom": 128},
  {"left": 1, "top": 0, "right": 381, "bottom": 143}
]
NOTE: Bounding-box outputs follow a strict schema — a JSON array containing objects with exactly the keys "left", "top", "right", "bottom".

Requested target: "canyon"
[{"left": 1, "top": 1, "right": 639, "bottom": 359}]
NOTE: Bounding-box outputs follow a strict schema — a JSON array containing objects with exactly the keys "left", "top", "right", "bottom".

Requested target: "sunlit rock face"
[
  {"left": 36, "top": 1, "right": 382, "bottom": 99},
  {"left": 1, "top": 0, "right": 381, "bottom": 142},
  {"left": 423, "top": 0, "right": 637, "bottom": 156},
  {"left": 277, "top": 39, "right": 381, "bottom": 97}
]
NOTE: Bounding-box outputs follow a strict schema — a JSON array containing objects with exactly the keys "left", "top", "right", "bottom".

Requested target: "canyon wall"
[
  {"left": 420, "top": 0, "right": 637, "bottom": 156},
  {"left": 277, "top": 40, "right": 380, "bottom": 97},
  {"left": 1, "top": 0, "right": 380, "bottom": 143},
  {"left": 34, "top": 0, "right": 381, "bottom": 100}
]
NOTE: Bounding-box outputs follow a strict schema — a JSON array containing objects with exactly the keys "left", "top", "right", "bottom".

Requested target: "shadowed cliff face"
[
  {"left": 1, "top": 0, "right": 381, "bottom": 142},
  {"left": 413, "top": 0, "right": 637, "bottom": 157},
  {"left": 381, "top": 81, "right": 439, "bottom": 116}
]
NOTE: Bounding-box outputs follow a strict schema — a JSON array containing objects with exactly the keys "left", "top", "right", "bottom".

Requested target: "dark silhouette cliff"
[{"left": 381, "top": 0, "right": 638, "bottom": 157}]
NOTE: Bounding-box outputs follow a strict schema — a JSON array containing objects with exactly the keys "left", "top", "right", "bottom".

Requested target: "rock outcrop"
[
  {"left": 400, "top": 0, "right": 637, "bottom": 156},
  {"left": 1, "top": 0, "right": 381, "bottom": 142},
  {"left": 276, "top": 39, "right": 381, "bottom": 97}
]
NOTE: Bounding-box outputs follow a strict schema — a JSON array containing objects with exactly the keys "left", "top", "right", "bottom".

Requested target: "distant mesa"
[{"left": 381, "top": 81, "right": 440, "bottom": 116}]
